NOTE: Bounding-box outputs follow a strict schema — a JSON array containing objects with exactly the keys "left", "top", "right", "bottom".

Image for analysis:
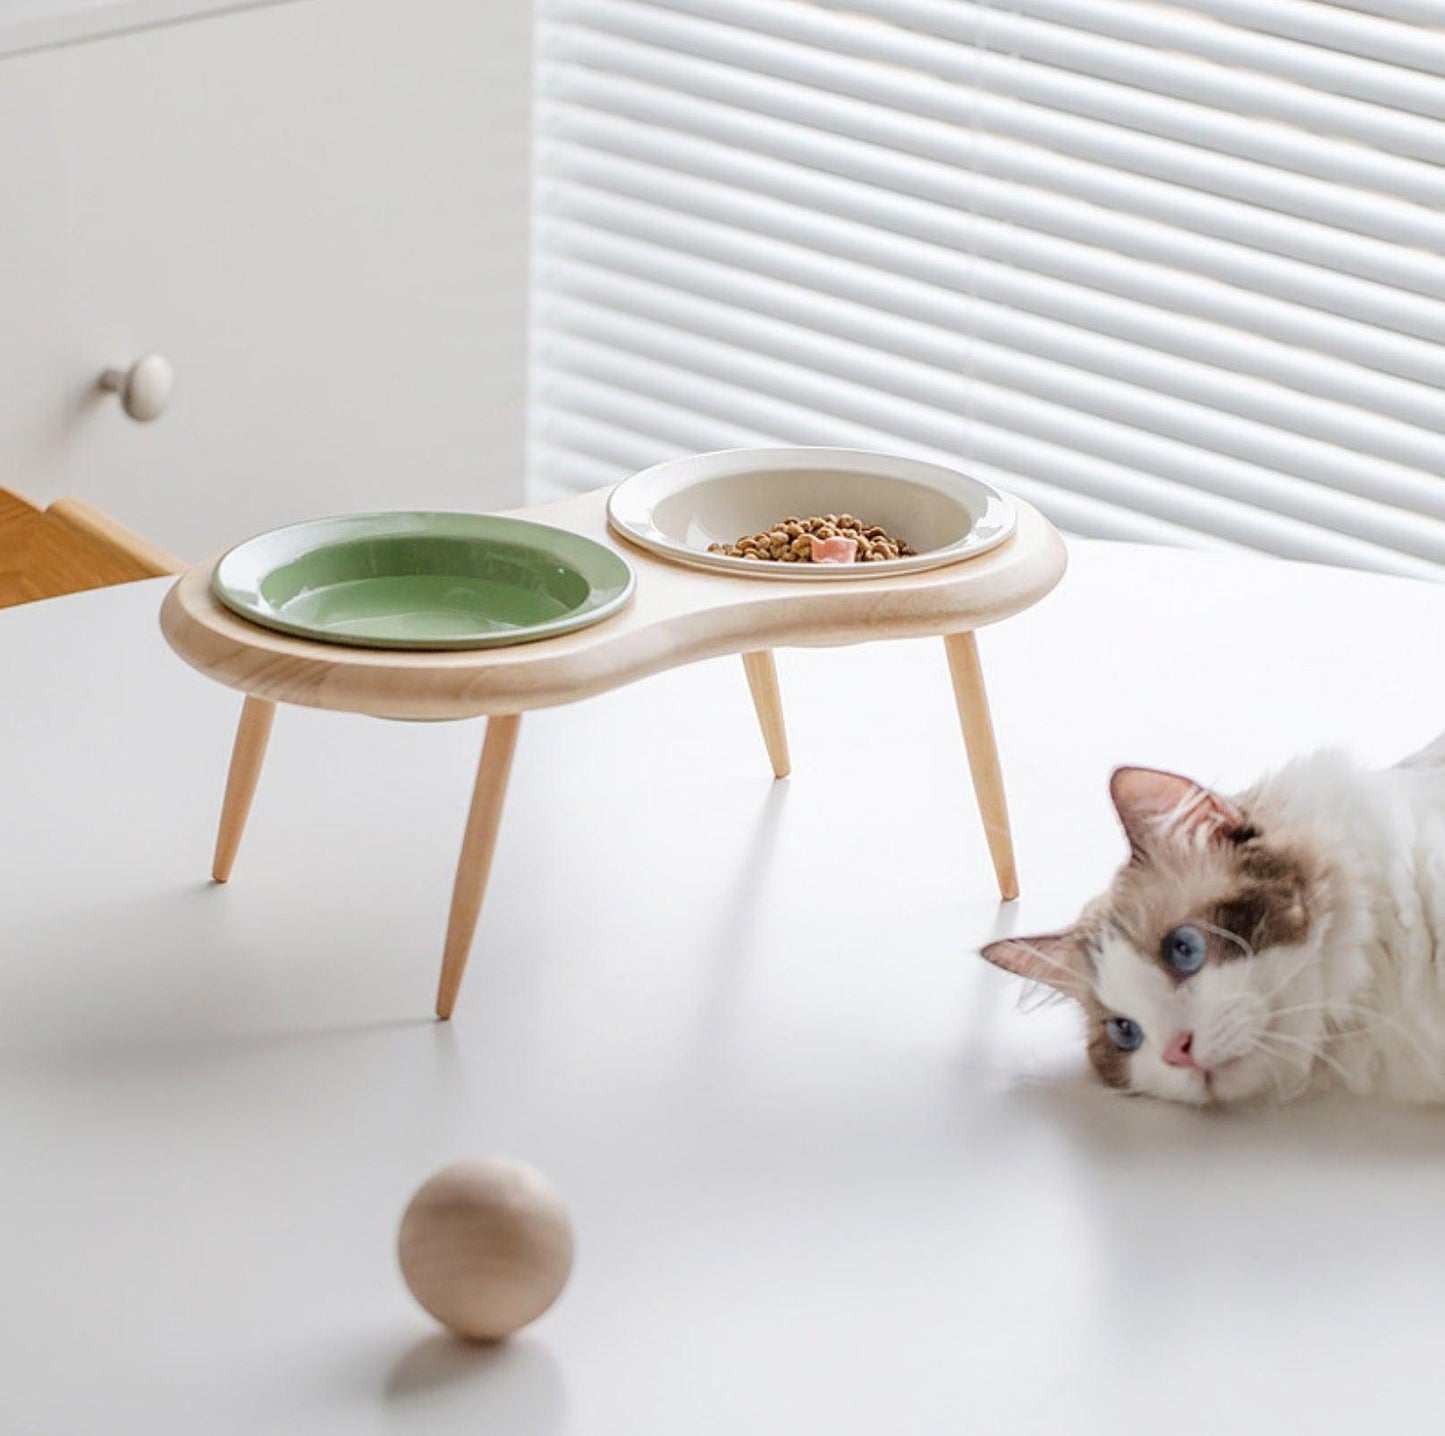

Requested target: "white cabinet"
[{"left": 0, "top": 0, "right": 531, "bottom": 558}]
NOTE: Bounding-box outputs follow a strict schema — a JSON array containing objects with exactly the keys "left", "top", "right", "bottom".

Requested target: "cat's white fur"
[{"left": 987, "top": 742, "right": 1445, "bottom": 1106}]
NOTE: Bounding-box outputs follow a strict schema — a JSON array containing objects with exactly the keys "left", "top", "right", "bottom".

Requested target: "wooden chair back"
[{"left": 0, "top": 488, "right": 179, "bottom": 608}]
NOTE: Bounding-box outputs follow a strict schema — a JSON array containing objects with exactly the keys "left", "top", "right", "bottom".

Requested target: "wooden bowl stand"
[{"left": 161, "top": 487, "right": 1067, "bottom": 1018}]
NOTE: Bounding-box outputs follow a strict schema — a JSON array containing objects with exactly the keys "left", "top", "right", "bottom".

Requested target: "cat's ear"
[
  {"left": 980, "top": 930, "right": 1086, "bottom": 997},
  {"left": 1110, "top": 766, "right": 1246, "bottom": 858}
]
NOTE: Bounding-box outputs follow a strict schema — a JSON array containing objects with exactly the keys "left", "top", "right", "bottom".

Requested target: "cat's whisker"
[
  {"left": 1253, "top": 1028, "right": 1357, "bottom": 1089},
  {"left": 1193, "top": 919, "right": 1255, "bottom": 961},
  {"left": 1012, "top": 938, "right": 1102, "bottom": 1002},
  {"left": 1255, "top": 947, "right": 1319, "bottom": 1008},
  {"left": 1280, "top": 1069, "right": 1315, "bottom": 1103},
  {"left": 1238, "top": 1037, "right": 1303, "bottom": 1103},
  {"left": 1269, "top": 999, "right": 1331, "bottom": 1018},
  {"left": 1262, "top": 1050, "right": 1314, "bottom": 1105},
  {"left": 1018, "top": 985, "right": 1069, "bottom": 1015},
  {"left": 1270, "top": 998, "right": 1442, "bottom": 1070},
  {"left": 1245, "top": 1024, "right": 1317, "bottom": 1103}
]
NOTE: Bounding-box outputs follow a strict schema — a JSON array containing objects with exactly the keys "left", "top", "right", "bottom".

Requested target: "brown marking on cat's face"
[
  {"left": 1104, "top": 829, "right": 1317, "bottom": 971},
  {"left": 1211, "top": 840, "right": 1315, "bottom": 953}
]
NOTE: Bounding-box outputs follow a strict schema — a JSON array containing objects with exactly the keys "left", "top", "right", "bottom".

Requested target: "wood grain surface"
[
  {"left": 1, "top": 489, "right": 179, "bottom": 608},
  {"left": 160, "top": 487, "right": 1067, "bottom": 720}
]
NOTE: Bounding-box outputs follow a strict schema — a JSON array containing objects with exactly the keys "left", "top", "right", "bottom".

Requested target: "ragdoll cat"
[{"left": 980, "top": 742, "right": 1445, "bottom": 1106}]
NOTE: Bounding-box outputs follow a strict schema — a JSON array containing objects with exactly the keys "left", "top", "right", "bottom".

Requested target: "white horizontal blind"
[{"left": 531, "top": 0, "right": 1445, "bottom": 575}]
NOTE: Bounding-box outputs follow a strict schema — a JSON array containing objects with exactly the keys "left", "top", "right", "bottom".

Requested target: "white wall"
[
  {"left": 0, "top": 1, "right": 292, "bottom": 59},
  {"left": 0, "top": 0, "right": 531, "bottom": 559}
]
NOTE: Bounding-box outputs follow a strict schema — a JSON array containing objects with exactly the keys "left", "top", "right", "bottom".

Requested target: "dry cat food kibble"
[{"left": 707, "top": 514, "right": 918, "bottom": 564}]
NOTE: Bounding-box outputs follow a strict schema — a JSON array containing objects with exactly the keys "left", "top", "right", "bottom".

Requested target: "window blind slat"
[
  {"left": 535, "top": 393, "right": 1240, "bottom": 548},
  {"left": 542, "top": 180, "right": 1445, "bottom": 435},
  {"left": 823, "top": 0, "right": 1445, "bottom": 157},
  {"left": 537, "top": 372, "right": 1252, "bottom": 549},
  {"left": 560, "top": 0, "right": 1445, "bottom": 216},
  {"left": 538, "top": 327, "right": 1444, "bottom": 578},
  {"left": 1136, "top": 0, "right": 1445, "bottom": 76},
  {"left": 544, "top": 33, "right": 1445, "bottom": 298},
  {"left": 534, "top": 444, "right": 635, "bottom": 500},
  {"left": 541, "top": 371, "right": 774, "bottom": 452},
  {"left": 535, "top": 1, "right": 1445, "bottom": 577},
  {"left": 537, "top": 408, "right": 670, "bottom": 470},
  {"left": 537, "top": 397, "right": 1226, "bottom": 545},
  {"left": 544, "top": 64, "right": 1445, "bottom": 335},
  {"left": 985, "top": 0, "right": 1445, "bottom": 115},
  {"left": 540, "top": 289, "right": 1445, "bottom": 560},
  {"left": 540, "top": 218, "right": 1445, "bottom": 480},
  {"left": 1326, "top": 4, "right": 1445, "bottom": 24},
  {"left": 544, "top": 118, "right": 1445, "bottom": 384}
]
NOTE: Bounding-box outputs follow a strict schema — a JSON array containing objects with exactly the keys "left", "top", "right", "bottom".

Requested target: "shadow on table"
[
  {"left": 1001, "top": 1065, "right": 1445, "bottom": 1167},
  {"left": 960, "top": 906, "right": 1445, "bottom": 1168},
  {"left": 0, "top": 883, "right": 440, "bottom": 1079},
  {"left": 383, "top": 1332, "right": 566, "bottom": 1432},
  {"left": 985, "top": 1069, "right": 1445, "bottom": 1345},
  {"left": 690, "top": 781, "right": 792, "bottom": 1065}
]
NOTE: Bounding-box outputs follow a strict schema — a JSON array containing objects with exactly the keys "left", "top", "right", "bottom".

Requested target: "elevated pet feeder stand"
[{"left": 161, "top": 485, "right": 1067, "bottom": 1018}]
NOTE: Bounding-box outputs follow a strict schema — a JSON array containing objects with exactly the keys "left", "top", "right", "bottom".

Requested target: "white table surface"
[{"left": 5, "top": 543, "right": 1445, "bottom": 1435}]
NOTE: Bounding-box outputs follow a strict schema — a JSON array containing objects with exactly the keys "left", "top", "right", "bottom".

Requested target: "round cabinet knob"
[{"left": 99, "top": 355, "right": 173, "bottom": 422}]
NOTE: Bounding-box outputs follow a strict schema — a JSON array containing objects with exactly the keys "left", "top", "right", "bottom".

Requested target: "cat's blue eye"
[
  {"left": 1105, "top": 1016, "right": 1144, "bottom": 1052},
  {"left": 1162, "top": 924, "right": 1206, "bottom": 976}
]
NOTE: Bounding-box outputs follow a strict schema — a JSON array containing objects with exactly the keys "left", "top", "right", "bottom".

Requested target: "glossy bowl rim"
[
  {"left": 211, "top": 510, "right": 637, "bottom": 650},
  {"left": 606, "top": 446, "right": 1016, "bottom": 581}
]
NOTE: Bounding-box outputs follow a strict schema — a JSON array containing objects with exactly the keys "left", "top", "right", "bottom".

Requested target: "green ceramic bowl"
[{"left": 212, "top": 512, "right": 635, "bottom": 650}]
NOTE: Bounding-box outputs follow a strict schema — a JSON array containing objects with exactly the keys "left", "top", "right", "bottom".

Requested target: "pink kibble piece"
[{"left": 810, "top": 535, "right": 859, "bottom": 565}]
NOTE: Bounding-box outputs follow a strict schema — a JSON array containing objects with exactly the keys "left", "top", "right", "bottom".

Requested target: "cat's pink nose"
[{"left": 1163, "top": 1031, "right": 1199, "bottom": 1069}]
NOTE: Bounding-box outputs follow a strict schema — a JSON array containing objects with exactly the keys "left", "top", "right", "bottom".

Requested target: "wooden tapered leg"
[
  {"left": 741, "top": 650, "right": 791, "bottom": 779},
  {"left": 942, "top": 631, "right": 1019, "bottom": 902},
  {"left": 212, "top": 696, "right": 277, "bottom": 883},
  {"left": 435, "top": 713, "right": 522, "bottom": 1020}
]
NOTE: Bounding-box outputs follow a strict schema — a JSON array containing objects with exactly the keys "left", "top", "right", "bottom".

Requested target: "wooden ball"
[{"left": 398, "top": 1157, "right": 575, "bottom": 1341}]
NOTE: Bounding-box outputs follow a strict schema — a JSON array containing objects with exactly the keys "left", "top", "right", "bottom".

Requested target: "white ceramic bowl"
[{"left": 606, "top": 447, "right": 1015, "bottom": 580}]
